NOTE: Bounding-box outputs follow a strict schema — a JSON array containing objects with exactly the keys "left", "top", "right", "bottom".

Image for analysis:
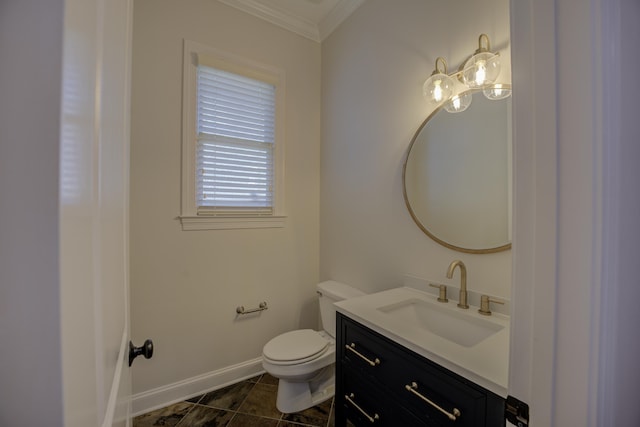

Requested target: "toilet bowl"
[{"left": 261, "top": 281, "right": 365, "bottom": 413}]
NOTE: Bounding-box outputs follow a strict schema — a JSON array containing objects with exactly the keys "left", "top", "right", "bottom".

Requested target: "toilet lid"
[{"left": 263, "top": 329, "right": 329, "bottom": 363}]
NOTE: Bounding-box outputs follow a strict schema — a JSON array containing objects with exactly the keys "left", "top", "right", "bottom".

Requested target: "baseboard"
[{"left": 131, "top": 357, "right": 265, "bottom": 417}]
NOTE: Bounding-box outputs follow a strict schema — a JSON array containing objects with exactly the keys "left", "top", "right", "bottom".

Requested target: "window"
[
  {"left": 181, "top": 41, "right": 285, "bottom": 230},
  {"left": 197, "top": 65, "right": 275, "bottom": 214}
]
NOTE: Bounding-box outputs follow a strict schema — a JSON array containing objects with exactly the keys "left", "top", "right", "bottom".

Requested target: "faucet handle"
[
  {"left": 478, "top": 295, "right": 504, "bottom": 316},
  {"left": 429, "top": 283, "right": 448, "bottom": 303}
]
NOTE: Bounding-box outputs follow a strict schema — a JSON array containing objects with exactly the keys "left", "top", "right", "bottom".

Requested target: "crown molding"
[
  {"left": 318, "top": 0, "right": 365, "bottom": 41},
  {"left": 218, "top": 0, "right": 365, "bottom": 43}
]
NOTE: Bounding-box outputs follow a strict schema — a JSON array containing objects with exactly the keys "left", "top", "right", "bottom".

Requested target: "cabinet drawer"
[
  {"left": 340, "top": 314, "right": 399, "bottom": 377},
  {"left": 340, "top": 368, "right": 391, "bottom": 426},
  {"left": 341, "top": 366, "right": 427, "bottom": 427},
  {"left": 396, "top": 358, "right": 486, "bottom": 426}
]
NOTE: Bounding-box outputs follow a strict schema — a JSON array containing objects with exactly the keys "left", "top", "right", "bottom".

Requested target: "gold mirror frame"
[{"left": 403, "top": 87, "right": 512, "bottom": 254}]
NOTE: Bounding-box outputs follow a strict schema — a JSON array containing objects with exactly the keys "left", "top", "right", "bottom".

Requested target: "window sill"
[{"left": 179, "top": 215, "right": 286, "bottom": 231}]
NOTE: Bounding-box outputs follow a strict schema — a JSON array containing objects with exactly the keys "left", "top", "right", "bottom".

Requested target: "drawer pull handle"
[
  {"left": 405, "top": 382, "right": 462, "bottom": 421},
  {"left": 346, "top": 343, "right": 381, "bottom": 367},
  {"left": 345, "top": 393, "right": 380, "bottom": 423}
]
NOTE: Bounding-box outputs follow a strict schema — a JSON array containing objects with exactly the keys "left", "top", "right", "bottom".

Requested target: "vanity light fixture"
[
  {"left": 422, "top": 33, "right": 509, "bottom": 113},
  {"left": 423, "top": 57, "right": 455, "bottom": 105}
]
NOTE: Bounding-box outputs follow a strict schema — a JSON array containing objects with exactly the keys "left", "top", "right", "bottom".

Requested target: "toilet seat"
[{"left": 263, "top": 329, "right": 329, "bottom": 365}]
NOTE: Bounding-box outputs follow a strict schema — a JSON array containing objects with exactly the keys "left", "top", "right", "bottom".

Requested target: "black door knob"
[{"left": 129, "top": 339, "right": 153, "bottom": 367}]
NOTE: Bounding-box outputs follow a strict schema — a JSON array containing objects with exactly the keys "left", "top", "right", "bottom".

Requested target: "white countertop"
[{"left": 335, "top": 286, "right": 509, "bottom": 397}]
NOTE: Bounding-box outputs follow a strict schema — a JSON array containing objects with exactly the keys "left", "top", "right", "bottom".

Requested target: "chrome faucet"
[{"left": 446, "top": 260, "right": 469, "bottom": 309}]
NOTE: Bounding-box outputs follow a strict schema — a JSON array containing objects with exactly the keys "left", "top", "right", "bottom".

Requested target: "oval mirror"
[{"left": 403, "top": 89, "right": 512, "bottom": 253}]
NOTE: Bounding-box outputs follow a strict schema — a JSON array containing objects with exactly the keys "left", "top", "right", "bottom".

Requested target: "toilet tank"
[{"left": 317, "top": 280, "right": 365, "bottom": 338}]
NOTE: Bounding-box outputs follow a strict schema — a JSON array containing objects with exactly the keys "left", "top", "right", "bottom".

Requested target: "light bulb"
[
  {"left": 433, "top": 81, "right": 443, "bottom": 102},
  {"left": 475, "top": 61, "right": 487, "bottom": 86},
  {"left": 452, "top": 96, "right": 461, "bottom": 110}
]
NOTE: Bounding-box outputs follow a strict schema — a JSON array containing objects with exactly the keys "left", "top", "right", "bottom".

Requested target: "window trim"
[{"left": 180, "top": 40, "right": 286, "bottom": 230}]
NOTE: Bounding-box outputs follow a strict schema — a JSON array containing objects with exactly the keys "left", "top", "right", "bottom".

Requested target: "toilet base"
[{"left": 275, "top": 365, "right": 335, "bottom": 413}]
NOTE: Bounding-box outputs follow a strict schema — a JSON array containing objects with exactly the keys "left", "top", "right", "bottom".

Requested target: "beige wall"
[
  {"left": 130, "top": 0, "right": 321, "bottom": 395},
  {"left": 321, "top": 0, "right": 512, "bottom": 297}
]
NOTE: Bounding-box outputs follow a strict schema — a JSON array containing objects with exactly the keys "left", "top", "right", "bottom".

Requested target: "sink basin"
[{"left": 377, "top": 298, "right": 504, "bottom": 347}]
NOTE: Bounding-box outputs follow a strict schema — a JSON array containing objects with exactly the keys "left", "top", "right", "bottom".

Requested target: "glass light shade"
[
  {"left": 444, "top": 92, "right": 473, "bottom": 113},
  {"left": 462, "top": 52, "right": 501, "bottom": 88},
  {"left": 483, "top": 83, "right": 512, "bottom": 100},
  {"left": 423, "top": 73, "right": 454, "bottom": 104}
]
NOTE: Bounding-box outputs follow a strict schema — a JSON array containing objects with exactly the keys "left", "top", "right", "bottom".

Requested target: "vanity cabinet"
[{"left": 335, "top": 313, "right": 505, "bottom": 427}]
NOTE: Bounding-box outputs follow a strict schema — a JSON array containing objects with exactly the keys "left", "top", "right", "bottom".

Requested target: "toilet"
[{"left": 262, "top": 280, "right": 365, "bottom": 413}]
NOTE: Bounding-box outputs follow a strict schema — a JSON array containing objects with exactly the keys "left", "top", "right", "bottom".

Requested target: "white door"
[{"left": 59, "top": 0, "right": 135, "bottom": 426}]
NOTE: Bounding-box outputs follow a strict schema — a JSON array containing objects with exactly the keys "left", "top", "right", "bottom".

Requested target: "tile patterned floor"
[{"left": 133, "top": 373, "right": 342, "bottom": 427}]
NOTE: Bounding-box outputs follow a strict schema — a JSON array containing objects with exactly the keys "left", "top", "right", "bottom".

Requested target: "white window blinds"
[{"left": 196, "top": 64, "right": 276, "bottom": 216}]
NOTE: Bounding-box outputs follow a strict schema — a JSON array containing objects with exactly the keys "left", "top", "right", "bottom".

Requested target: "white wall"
[
  {"left": 0, "top": 1, "right": 65, "bottom": 425},
  {"left": 599, "top": 2, "right": 640, "bottom": 423},
  {"left": 129, "top": 0, "right": 321, "bottom": 397},
  {"left": 321, "top": 0, "right": 512, "bottom": 297}
]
